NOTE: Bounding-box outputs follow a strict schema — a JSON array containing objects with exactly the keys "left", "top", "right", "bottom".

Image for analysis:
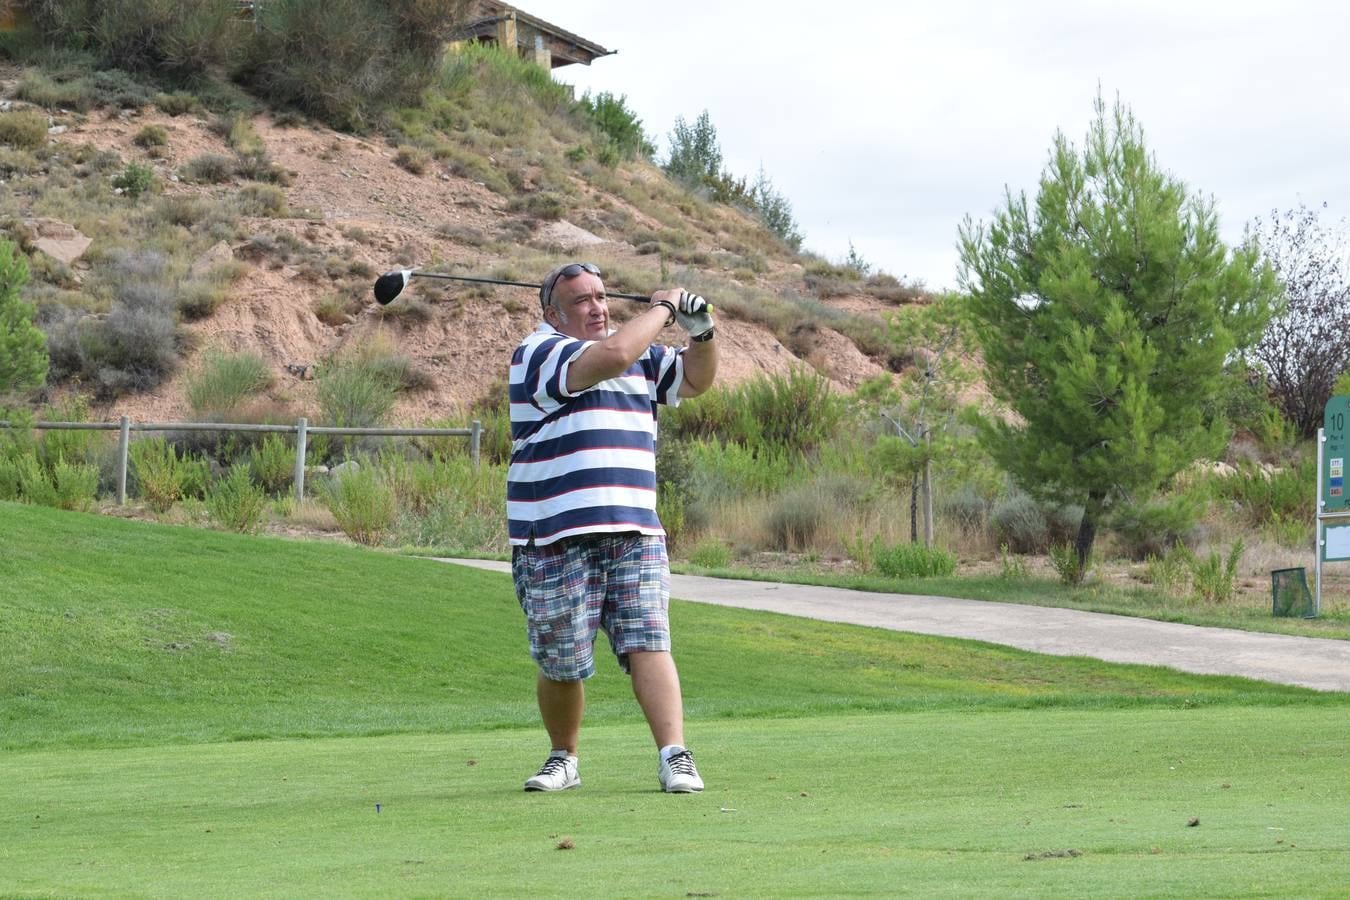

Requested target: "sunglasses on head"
[{"left": 540, "top": 262, "right": 602, "bottom": 310}]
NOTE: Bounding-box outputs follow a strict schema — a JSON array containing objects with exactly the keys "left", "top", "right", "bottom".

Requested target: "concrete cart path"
[{"left": 438, "top": 558, "right": 1350, "bottom": 693}]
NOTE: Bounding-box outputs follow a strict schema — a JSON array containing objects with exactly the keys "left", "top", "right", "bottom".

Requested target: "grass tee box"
[
  {"left": 1, "top": 502, "right": 1339, "bottom": 753},
  {"left": 3, "top": 502, "right": 1350, "bottom": 895},
  {"left": 3, "top": 709, "right": 1348, "bottom": 897}
]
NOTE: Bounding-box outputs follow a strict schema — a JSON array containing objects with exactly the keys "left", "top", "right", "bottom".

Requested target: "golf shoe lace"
[
  {"left": 666, "top": 750, "right": 697, "bottom": 775},
  {"left": 536, "top": 755, "right": 569, "bottom": 777}
]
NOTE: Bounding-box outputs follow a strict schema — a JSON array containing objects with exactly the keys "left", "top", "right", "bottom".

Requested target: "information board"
[{"left": 1324, "top": 396, "right": 1350, "bottom": 514}]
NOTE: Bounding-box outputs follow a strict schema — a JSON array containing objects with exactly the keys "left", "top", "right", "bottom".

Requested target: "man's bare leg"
[
  {"left": 537, "top": 673, "right": 584, "bottom": 754},
  {"left": 627, "top": 650, "right": 684, "bottom": 748}
]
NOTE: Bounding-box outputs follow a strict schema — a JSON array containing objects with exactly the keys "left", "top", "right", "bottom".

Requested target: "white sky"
[{"left": 523, "top": 0, "right": 1350, "bottom": 291}]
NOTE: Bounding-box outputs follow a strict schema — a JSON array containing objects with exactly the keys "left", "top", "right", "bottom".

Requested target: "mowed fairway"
[{"left": 3, "top": 502, "right": 1349, "bottom": 896}]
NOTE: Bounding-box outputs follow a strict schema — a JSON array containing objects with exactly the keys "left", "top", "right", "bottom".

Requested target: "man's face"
[{"left": 548, "top": 271, "right": 609, "bottom": 340}]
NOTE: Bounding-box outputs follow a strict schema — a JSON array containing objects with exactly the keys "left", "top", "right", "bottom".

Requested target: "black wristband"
[
  {"left": 652, "top": 299, "right": 676, "bottom": 325},
  {"left": 691, "top": 325, "right": 715, "bottom": 342}
]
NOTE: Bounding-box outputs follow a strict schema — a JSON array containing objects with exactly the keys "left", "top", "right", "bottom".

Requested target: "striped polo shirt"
[{"left": 507, "top": 323, "right": 685, "bottom": 546}]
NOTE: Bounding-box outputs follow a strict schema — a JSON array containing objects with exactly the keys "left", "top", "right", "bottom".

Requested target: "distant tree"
[
  {"left": 25, "top": 0, "right": 243, "bottom": 75},
  {"left": 239, "top": 0, "right": 472, "bottom": 130},
  {"left": 751, "top": 166, "right": 803, "bottom": 250},
  {"left": 578, "top": 91, "right": 654, "bottom": 161},
  {"left": 867, "top": 292, "right": 975, "bottom": 546},
  {"left": 1247, "top": 203, "right": 1350, "bottom": 437},
  {"left": 0, "top": 240, "right": 48, "bottom": 399},
  {"left": 958, "top": 94, "right": 1277, "bottom": 579},
  {"left": 664, "top": 109, "right": 722, "bottom": 186}
]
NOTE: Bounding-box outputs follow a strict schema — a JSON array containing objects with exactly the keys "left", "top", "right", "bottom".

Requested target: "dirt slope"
[{"left": 12, "top": 93, "right": 898, "bottom": 423}]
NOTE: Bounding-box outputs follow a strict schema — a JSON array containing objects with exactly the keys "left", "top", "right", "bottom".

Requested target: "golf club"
[{"left": 372, "top": 269, "right": 651, "bottom": 306}]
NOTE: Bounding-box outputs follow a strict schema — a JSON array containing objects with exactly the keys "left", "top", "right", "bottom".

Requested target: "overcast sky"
[{"left": 523, "top": 0, "right": 1350, "bottom": 291}]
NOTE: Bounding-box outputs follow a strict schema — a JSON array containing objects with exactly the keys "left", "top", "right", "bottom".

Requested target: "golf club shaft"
[{"left": 409, "top": 271, "right": 649, "bottom": 301}]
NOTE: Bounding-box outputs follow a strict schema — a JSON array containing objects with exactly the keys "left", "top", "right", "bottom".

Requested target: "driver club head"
[{"left": 373, "top": 270, "right": 411, "bottom": 305}]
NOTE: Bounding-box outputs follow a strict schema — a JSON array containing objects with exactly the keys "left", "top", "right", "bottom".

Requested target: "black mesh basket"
[{"left": 1271, "top": 567, "right": 1314, "bottom": 618}]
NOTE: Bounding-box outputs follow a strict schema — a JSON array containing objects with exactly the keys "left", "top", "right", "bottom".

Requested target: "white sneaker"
[
  {"left": 659, "top": 747, "right": 704, "bottom": 793},
  {"left": 524, "top": 750, "right": 580, "bottom": 792}
]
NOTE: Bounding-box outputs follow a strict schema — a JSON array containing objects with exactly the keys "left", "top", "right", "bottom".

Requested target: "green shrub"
[
  {"left": 1211, "top": 457, "right": 1315, "bottom": 526},
  {"left": 315, "top": 339, "right": 416, "bottom": 450},
  {"left": 130, "top": 437, "right": 197, "bottom": 512},
  {"left": 0, "top": 456, "right": 21, "bottom": 501},
  {"left": 991, "top": 493, "right": 1048, "bottom": 554},
  {"left": 155, "top": 91, "right": 201, "bottom": 116},
  {"left": 1187, "top": 539, "right": 1244, "bottom": 604},
  {"left": 181, "top": 153, "right": 235, "bottom": 184},
  {"left": 238, "top": 182, "right": 289, "bottom": 217},
  {"left": 43, "top": 255, "right": 182, "bottom": 400},
  {"left": 765, "top": 483, "right": 832, "bottom": 551},
  {"left": 240, "top": 0, "right": 465, "bottom": 131},
  {"left": 16, "top": 454, "right": 58, "bottom": 507},
  {"left": 36, "top": 396, "right": 101, "bottom": 470},
  {"left": 395, "top": 145, "right": 431, "bottom": 175},
  {"left": 687, "top": 440, "right": 798, "bottom": 498},
  {"left": 657, "top": 483, "right": 686, "bottom": 549},
  {"left": 112, "top": 162, "right": 155, "bottom": 196},
  {"left": 89, "top": 68, "right": 158, "bottom": 108},
  {"left": 27, "top": 0, "right": 242, "bottom": 76},
  {"left": 388, "top": 457, "right": 507, "bottom": 553},
  {"left": 14, "top": 70, "right": 95, "bottom": 111},
  {"left": 235, "top": 151, "right": 291, "bottom": 184},
  {"left": 0, "top": 109, "right": 49, "bottom": 150},
  {"left": 133, "top": 125, "right": 169, "bottom": 148},
  {"left": 186, "top": 351, "right": 273, "bottom": 419},
  {"left": 52, "top": 458, "right": 99, "bottom": 511},
  {"left": 871, "top": 541, "right": 958, "bottom": 578},
  {"left": 1110, "top": 492, "right": 1204, "bottom": 560},
  {"left": 520, "top": 192, "right": 565, "bottom": 221},
  {"left": 323, "top": 462, "right": 397, "bottom": 545},
  {"left": 1144, "top": 544, "right": 1190, "bottom": 597},
  {"left": 997, "top": 544, "right": 1029, "bottom": 581},
  {"left": 249, "top": 433, "right": 294, "bottom": 495},
  {"left": 177, "top": 278, "right": 232, "bottom": 321},
  {"left": 941, "top": 485, "right": 989, "bottom": 535},
  {"left": 577, "top": 91, "right": 653, "bottom": 160},
  {"left": 1048, "top": 543, "right": 1091, "bottom": 585},
  {"left": 207, "top": 465, "right": 268, "bottom": 533},
  {"left": 688, "top": 537, "right": 731, "bottom": 569}
]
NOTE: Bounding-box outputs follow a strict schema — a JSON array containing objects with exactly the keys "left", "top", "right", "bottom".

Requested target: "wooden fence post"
[
  {"left": 116, "top": 415, "right": 130, "bottom": 505},
  {"left": 293, "top": 417, "right": 308, "bottom": 504},
  {"left": 471, "top": 419, "right": 481, "bottom": 467}
]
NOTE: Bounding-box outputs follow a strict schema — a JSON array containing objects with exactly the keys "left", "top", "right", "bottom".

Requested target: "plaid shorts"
[{"left": 511, "top": 533, "right": 671, "bottom": 681}]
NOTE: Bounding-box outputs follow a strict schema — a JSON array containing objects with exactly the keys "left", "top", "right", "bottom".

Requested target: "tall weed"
[
  {"left": 248, "top": 433, "right": 294, "bottom": 495},
  {"left": 322, "top": 463, "right": 396, "bottom": 545},
  {"left": 51, "top": 458, "right": 99, "bottom": 511},
  {"left": 131, "top": 437, "right": 205, "bottom": 512},
  {"left": 207, "top": 465, "right": 268, "bottom": 533},
  {"left": 1048, "top": 543, "right": 1091, "bottom": 585},
  {"left": 871, "top": 540, "right": 958, "bottom": 578},
  {"left": 1187, "top": 539, "right": 1245, "bottom": 604},
  {"left": 187, "top": 351, "right": 274, "bottom": 419}
]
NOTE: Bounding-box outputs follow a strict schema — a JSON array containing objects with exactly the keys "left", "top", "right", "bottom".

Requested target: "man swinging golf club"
[{"left": 508, "top": 262, "right": 718, "bottom": 793}]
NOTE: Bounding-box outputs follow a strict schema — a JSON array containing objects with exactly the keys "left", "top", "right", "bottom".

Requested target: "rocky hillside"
[{"left": 1, "top": 60, "right": 919, "bottom": 425}]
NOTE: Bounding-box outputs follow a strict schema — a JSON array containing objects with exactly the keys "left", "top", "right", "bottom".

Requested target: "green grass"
[
  {"left": 3, "top": 501, "right": 1350, "bottom": 895},
  {"left": 3, "top": 710, "right": 1347, "bottom": 897},
  {"left": 673, "top": 565, "right": 1350, "bottom": 641},
  {"left": 2, "top": 502, "right": 1336, "bottom": 754}
]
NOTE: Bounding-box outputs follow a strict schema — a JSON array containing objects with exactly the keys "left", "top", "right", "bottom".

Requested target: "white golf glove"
[
  {"left": 675, "top": 308, "right": 715, "bottom": 340},
  {"left": 676, "top": 291, "right": 709, "bottom": 315}
]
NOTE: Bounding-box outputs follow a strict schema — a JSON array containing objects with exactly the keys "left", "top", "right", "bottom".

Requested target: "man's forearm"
[{"left": 681, "top": 337, "right": 718, "bottom": 396}]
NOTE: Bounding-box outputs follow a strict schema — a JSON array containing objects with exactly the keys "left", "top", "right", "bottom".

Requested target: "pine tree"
[
  {"left": 957, "top": 95, "right": 1277, "bottom": 578},
  {"left": 664, "top": 110, "right": 722, "bottom": 186},
  {"left": 0, "top": 240, "right": 48, "bottom": 399}
]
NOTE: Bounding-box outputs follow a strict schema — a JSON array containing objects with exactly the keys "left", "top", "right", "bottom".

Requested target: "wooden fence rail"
[{"left": 0, "top": 417, "right": 482, "bottom": 505}]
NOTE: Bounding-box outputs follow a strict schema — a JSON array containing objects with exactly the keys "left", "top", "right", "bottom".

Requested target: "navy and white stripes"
[{"left": 507, "top": 323, "right": 684, "bottom": 546}]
